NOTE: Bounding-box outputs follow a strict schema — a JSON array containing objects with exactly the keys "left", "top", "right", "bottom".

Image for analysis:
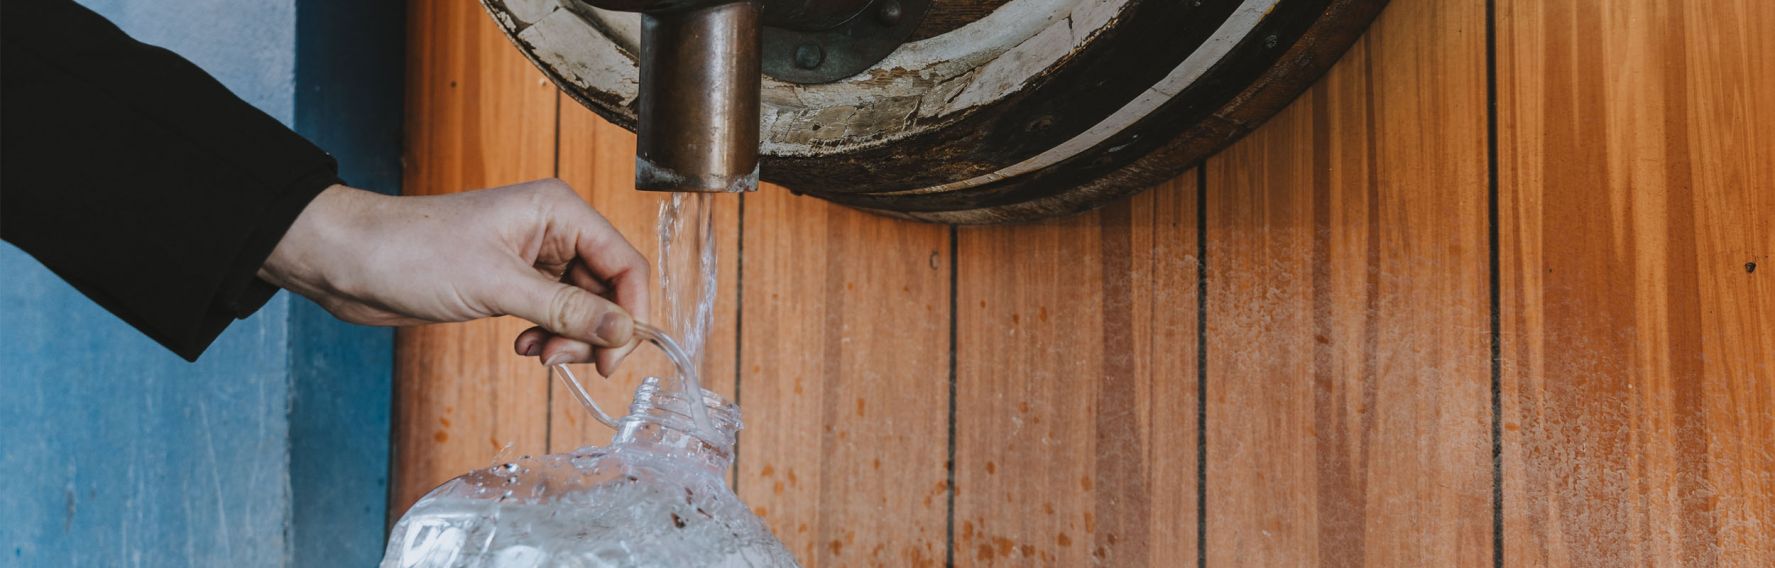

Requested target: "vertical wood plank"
[
  {"left": 1148, "top": 177, "right": 1204, "bottom": 568},
  {"left": 1205, "top": 0, "right": 1493, "bottom": 564},
  {"left": 953, "top": 176, "right": 1200, "bottom": 566},
  {"left": 547, "top": 101, "right": 741, "bottom": 453},
  {"left": 737, "top": 190, "right": 952, "bottom": 566},
  {"left": 391, "top": 0, "right": 558, "bottom": 515},
  {"left": 1205, "top": 100, "right": 1318, "bottom": 565},
  {"left": 1497, "top": 0, "right": 1775, "bottom": 564}
]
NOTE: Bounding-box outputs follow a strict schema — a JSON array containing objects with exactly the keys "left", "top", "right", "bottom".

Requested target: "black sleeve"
[{"left": 1, "top": 0, "right": 342, "bottom": 361}]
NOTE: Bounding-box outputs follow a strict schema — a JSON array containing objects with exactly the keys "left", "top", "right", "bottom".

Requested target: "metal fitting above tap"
[{"left": 561, "top": 0, "right": 927, "bottom": 193}]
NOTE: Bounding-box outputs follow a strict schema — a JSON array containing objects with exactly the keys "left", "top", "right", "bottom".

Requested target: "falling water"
[
  {"left": 653, "top": 192, "right": 722, "bottom": 437},
  {"left": 655, "top": 192, "right": 719, "bottom": 372}
]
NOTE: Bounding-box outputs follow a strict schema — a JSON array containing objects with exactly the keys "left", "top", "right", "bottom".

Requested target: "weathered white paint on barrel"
[{"left": 486, "top": 0, "right": 1135, "bottom": 155}]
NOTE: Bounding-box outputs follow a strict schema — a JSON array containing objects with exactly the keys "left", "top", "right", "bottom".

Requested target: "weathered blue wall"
[
  {"left": 0, "top": 1, "right": 399, "bottom": 565},
  {"left": 0, "top": 265, "right": 295, "bottom": 565}
]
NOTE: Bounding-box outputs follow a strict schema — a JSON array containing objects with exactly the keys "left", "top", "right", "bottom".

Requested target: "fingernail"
[
  {"left": 543, "top": 353, "right": 572, "bottom": 367},
  {"left": 594, "top": 312, "right": 630, "bottom": 345}
]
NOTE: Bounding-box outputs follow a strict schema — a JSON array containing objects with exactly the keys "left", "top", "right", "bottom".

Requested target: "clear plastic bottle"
[{"left": 382, "top": 375, "right": 796, "bottom": 566}]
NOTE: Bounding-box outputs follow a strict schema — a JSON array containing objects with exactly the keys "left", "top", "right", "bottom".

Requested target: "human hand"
[{"left": 259, "top": 180, "right": 649, "bottom": 375}]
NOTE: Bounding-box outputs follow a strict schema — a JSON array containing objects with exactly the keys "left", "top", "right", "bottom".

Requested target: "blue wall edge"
[{"left": 289, "top": 1, "right": 406, "bottom": 566}]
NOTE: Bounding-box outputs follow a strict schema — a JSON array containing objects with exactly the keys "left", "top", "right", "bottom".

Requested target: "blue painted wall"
[{"left": 0, "top": 1, "right": 401, "bottom": 565}]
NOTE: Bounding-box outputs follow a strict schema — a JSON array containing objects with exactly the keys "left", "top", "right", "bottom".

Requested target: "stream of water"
[{"left": 655, "top": 192, "right": 720, "bottom": 373}]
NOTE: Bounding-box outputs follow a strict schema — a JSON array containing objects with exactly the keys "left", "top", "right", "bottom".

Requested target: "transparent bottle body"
[{"left": 382, "top": 378, "right": 796, "bottom": 567}]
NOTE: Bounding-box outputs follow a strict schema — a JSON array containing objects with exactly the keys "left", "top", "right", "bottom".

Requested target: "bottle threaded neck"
[{"left": 613, "top": 377, "right": 741, "bottom": 470}]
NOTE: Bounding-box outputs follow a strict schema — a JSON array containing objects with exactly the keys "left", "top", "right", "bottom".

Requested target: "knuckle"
[
  {"left": 537, "top": 178, "right": 575, "bottom": 199},
  {"left": 546, "top": 286, "right": 605, "bottom": 335},
  {"left": 545, "top": 286, "right": 578, "bottom": 332}
]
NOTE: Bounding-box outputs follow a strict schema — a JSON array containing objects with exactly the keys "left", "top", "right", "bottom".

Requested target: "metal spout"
[{"left": 636, "top": 1, "right": 761, "bottom": 192}]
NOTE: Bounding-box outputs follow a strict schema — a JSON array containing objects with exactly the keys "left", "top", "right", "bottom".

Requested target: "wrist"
[{"left": 258, "top": 184, "right": 380, "bottom": 299}]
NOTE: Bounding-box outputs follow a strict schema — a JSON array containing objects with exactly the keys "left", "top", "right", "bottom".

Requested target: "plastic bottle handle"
[
  {"left": 549, "top": 323, "right": 714, "bottom": 435},
  {"left": 551, "top": 363, "right": 622, "bottom": 430}
]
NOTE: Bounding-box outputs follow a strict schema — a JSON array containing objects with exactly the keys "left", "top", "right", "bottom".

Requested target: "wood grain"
[
  {"left": 390, "top": 0, "right": 559, "bottom": 515},
  {"left": 546, "top": 100, "right": 742, "bottom": 454},
  {"left": 396, "top": 0, "right": 1775, "bottom": 563},
  {"left": 735, "top": 189, "right": 953, "bottom": 566},
  {"left": 1203, "top": 0, "right": 1494, "bottom": 564},
  {"left": 953, "top": 176, "right": 1200, "bottom": 566},
  {"left": 1497, "top": 0, "right": 1775, "bottom": 564}
]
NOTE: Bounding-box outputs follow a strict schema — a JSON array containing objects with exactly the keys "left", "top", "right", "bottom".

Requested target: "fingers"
[
  {"left": 557, "top": 203, "right": 651, "bottom": 340},
  {"left": 505, "top": 182, "right": 652, "bottom": 373},
  {"left": 563, "top": 260, "right": 611, "bottom": 296},
  {"left": 554, "top": 192, "right": 650, "bottom": 374},
  {"left": 501, "top": 275, "right": 635, "bottom": 351},
  {"left": 514, "top": 326, "right": 636, "bottom": 378},
  {"left": 557, "top": 201, "right": 648, "bottom": 289},
  {"left": 513, "top": 326, "right": 550, "bottom": 357},
  {"left": 514, "top": 325, "right": 580, "bottom": 365},
  {"left": 593, "top": 343, "right": 637, "bottom": 377},
  {"left": 540, "top": 334, "right": 594, "bottom": 367},
  {"left": 510, "top": 262, "right": 638, "bottom": 373}
]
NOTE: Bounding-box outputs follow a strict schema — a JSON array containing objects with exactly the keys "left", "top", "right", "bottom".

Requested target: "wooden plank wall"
[
  {"left": 1204, "top": 0, "right": 1493, "bottom": 565},
  {"left": 1496, "top": 0, "right": 1775, "bottom": 565},
  {"left": 394, "top": 0, "right": 1773, "bottom": 565}
]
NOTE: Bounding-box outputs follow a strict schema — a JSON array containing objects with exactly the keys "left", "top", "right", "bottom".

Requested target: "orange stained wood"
[
  {"left": 1496, "top": 0, "right": 1775, "bottom": 565},
  {"left": 955, "top": 179, "right": 1200, "bottom": 566},
  {"left": 736, "top": 188, "right": 953, "bottom": 566},
  {"left": 1204, "top": 0, "right": 1493, "bottom": 565},
  {"left": 546, "top": 101, "right": 741, "bottom": 454},
  {"left": 392, "top": 0, "right": 559, "bottom": 515},
  {"left": 394, "top": 0, "right": 1775, "bottom": 564}
]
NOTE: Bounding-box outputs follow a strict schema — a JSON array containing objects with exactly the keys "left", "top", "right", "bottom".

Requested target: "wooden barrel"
[{"left": 484, "top": 0, "right": 1385, "bottom": 222}]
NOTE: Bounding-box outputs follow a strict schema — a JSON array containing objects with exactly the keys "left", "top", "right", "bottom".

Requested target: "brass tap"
[{"left": 635, "top": 1, "right": 761, "bottom": 193}]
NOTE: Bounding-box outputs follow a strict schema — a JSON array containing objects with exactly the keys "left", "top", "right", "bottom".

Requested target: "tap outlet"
[{"left": 636, "top": 1, "right": 761, "bottom": 193}]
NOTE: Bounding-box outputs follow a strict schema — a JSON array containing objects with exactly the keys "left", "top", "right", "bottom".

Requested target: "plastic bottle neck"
[{"left": 612, "top": 377, "right": 741, "bottom": 475}]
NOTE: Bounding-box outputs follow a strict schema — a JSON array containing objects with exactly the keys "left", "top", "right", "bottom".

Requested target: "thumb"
[{"left": 503, "top": 275, "right": 635, "bottom": 348}]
